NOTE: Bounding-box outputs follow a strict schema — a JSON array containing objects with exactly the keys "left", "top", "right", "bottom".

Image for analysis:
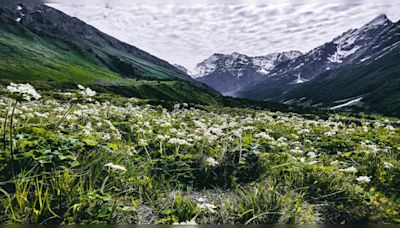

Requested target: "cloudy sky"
[{"left": 48, "top": 0, "right": 400, "bottom": 69}]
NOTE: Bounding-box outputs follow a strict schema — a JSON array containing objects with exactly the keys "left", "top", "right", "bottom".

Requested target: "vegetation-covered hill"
[{"left": 0, "top": 2, "right": 219, "bottom": 104}]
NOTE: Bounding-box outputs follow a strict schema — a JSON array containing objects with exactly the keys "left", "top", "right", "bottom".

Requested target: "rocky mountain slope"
[
  {"left": 173, "top": 64, "right": 189, "bottom": 74},
  {"left": 281, "top": 17, "right": 400, "bottom": 116},
  {"left": 237, "top": 14, "right": 396, "bottom": 100},
  {"left": 192, "top": 51, "right": 302, "bottom": 95}
]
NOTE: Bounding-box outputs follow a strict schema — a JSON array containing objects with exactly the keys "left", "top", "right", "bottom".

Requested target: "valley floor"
[{"left": 0, "top": 86, "right": 399, "bottom": 224}]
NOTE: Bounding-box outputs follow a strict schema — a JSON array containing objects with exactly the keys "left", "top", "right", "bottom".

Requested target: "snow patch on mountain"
[
  {"left": 330, "top": 97, "right": 363, "bottom": 110},
  {"left": 328, "top": 14, "right": 392, "bottom": 64},
  {"left": 291, "top": 74, "right": 308, "bottom": 84},
  {"left": 191, "top": 54, "right": 221, "bottom": 78},
  {"left": 192, "top": 51, "right": 302, "bottom": 79},
  {"left": 257, "top": 68, "right": 270, "bottom": 75},
  {"left": 333, "top": 29, "right": 358, "bottom": 47},
  {"left": 328, "top": 45, "right": 361, "bottom": 63}
]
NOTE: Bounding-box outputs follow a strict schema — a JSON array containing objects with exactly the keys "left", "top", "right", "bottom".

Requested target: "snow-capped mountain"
[
  {"left": 237, "top": 14, "right": 396, "bottom": 100},
  {"left": 191, "top": 51, "right": 302, "bottom": 95},
  {"left": 280, "top": 14, "right": 400, "bottom": 116}
]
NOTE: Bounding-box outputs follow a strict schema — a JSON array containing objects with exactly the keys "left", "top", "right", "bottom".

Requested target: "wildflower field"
[{"left": 0, "top": 84, "right": 399, "bottom": 224}]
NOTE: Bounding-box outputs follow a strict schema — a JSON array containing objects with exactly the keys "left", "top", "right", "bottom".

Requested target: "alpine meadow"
[{"left": 0, "top": 0, "right": 400, "bottom": 225}]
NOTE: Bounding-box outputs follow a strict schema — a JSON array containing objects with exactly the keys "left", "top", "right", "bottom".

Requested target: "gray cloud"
[{"left": 48, "top": 2, "right": 400, "bottom": 69}]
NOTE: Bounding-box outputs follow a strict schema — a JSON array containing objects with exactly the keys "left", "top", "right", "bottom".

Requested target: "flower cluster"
[
  {"left": 356, "top": 176, "right": 371, "bottom": 183},
  {"left": 0, "top": 85, "right": 399, "bottom": 196},
  {"left": 7, "top": 83, "right": 41, "bottom": 101},
  {"left": 78, "top": 84, "right": 96, "bottom": 98}
]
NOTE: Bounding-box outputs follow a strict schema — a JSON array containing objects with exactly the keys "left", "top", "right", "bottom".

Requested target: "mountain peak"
[
  {"left": 363, "top": 14, "right": 392, "bottom": 28},
  {"left": 231, "top": 52, "right": 247, "bottom": 58},
  {"left": 173, "top": 64, "right": 189, "bottom": 74},
  {"left": 373, "top": 14, "right": 390, "bottom": 22}
]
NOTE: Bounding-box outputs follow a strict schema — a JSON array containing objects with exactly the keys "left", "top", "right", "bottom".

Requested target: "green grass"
[
  {"left": 0, "top": 20, "right": 123, "bottom": 84},
  {"left": 0, "top": 88, "right": 399, "bottom": 224}
]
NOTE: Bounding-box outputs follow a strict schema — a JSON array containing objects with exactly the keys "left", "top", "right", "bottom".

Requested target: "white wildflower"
[
  {"left": 384, "top": 162, "right": 394, "bottom": 169},
  {"left": 205, "top": 157, "right": 219, "bottom": 166},
  {"left": 308, "top": 161, "right": 318, "bottom": 165},
  {"left": 324, "top": 130, "right": 336, "bottom": 136},
  {"left": 105, "top": 163, "right": 127, "bottom": 171},
  {"left": 196, "top": 197, "right": 206, "bottom": 203},
  {"left": 338, "top": 166, "right": 358, "bottom": 173},
  {"left": 34, "top": 112, "right": 49, "bottom": 118},
  {"left": 197, "top": 203, "right": 217, "bottom": 213},
  {"left": 173, "top": 220, "right": 197, "bottom": 225},
  {"left": 254, "top": 132, "right": 274, "bottom": 141},
  {"left": 102, "top": 133, "right": 111, "bottom": 141},
  {"left": 277, "top": 137, "right": 287, "bottom": 142},
  {"left": 356, "top": 176, "right": 371, "bottom": 183},
  {"left": 290, "top": 147, "right": 304, "bottom": 154},
  {"left": 168, "top": 138, "right": 191, "bottom": 146},
  {"left": 77, "top": 85, "right": 96, "bottom": 97},
  {"left": 307, "top": 152, "right": 317, "bottom": 158},
  {"left": 138, "top": 139, "right": 148, "bottom": 147},
  {"left": 330, "top": 160, "right": 339, "bottom": 165},
  {"left": 156, "top": 135, "right": 170, "bottom": 141},
  {"left": 7, "top": 83, "right": 41, "bottom": 101},
  {"left": 386, "top": 125, "right": 395, "bottom": 131}
]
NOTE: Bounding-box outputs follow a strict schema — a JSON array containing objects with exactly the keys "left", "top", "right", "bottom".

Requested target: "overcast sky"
[{"left": 48, "top": 0, "right": 400, "bottom": 69}]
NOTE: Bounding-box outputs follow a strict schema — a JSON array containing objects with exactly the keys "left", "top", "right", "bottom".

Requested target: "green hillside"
[
  {"left": 281, "top": 46, "right": 400, "bottom": 117},
  {"left": 0, "top": 16, "right": 219, "bottom": 104}
]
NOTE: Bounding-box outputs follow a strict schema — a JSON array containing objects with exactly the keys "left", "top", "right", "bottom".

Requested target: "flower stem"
[
  {"left": 2, "top": 101, "right": 10, "bottom": 151},
  {"left": 9, "top": 101, "right": 17, "bottom": 163},
  {"left": 144, "top": 146, "right": 151, "bottom": 160},
  {"left": 55, "top": 101, "right": 77, "bottom": 130}
]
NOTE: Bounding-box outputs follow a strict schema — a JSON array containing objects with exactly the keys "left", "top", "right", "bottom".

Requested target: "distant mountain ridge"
[
  {"left": 188, "top": 14, "right": 400, "bottom": 116},
  {"left": 280, "top": 15, "right": 400, "bottom": 116},
  {"left": 237, "top": 14, "right": 396, "bottom": 100},
  {"left": 191, "top": 51, "right": 302, "bottom": 95}
]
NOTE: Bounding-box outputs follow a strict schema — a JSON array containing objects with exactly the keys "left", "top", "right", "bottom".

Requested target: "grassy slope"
[
  {"left": 0, "top": 18, "right": 123, "bottom": 84},
  {"left": 0, "top": 17, "right": 220, "bottom": 104}
]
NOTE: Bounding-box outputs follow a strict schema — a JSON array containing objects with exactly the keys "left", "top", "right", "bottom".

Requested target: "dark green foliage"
[{"left": 282, "top": 46, "right": 400, "bottom": 117}]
